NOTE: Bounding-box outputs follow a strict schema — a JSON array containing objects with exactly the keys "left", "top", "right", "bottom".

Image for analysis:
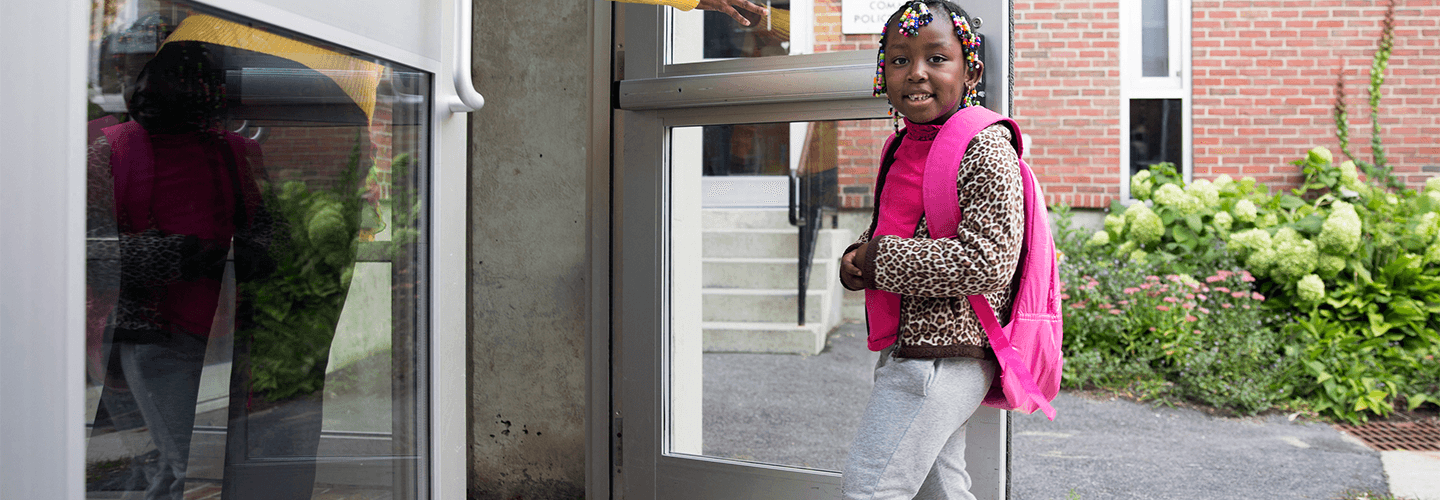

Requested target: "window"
[
  {"left": 1121, "top": 0, "right": 1191, "bottom": 195},
  {"left": 83, "top": 3, "right": 433, "bottom": 498}
]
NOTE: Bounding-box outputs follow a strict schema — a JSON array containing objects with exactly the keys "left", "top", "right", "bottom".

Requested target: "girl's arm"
[{"left": 861, "top": 125, "right": 1024, "bottom": 298}]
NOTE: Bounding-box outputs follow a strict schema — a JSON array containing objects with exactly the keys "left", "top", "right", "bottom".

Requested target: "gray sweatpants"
[{"left": 842, "top": 346, "right": 996, "bottom": 500}]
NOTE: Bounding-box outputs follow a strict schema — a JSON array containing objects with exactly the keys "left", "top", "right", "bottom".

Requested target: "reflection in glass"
[
  {"left": 672, "top": 1, "right": 804, "bottom": 63},
  {"left": 84, "top": 2, "right": 429, "bottom": 498},
  {"left": 669, "top": 119, "right": 886, "bottom": 470},
  {"left": 1130, "top": 98, "right": 1183, "bottom": 176}
]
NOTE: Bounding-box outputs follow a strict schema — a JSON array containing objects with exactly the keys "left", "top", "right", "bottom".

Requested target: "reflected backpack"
[{"left": 919, "top": 106, "right": 1064, "bottom": 420}]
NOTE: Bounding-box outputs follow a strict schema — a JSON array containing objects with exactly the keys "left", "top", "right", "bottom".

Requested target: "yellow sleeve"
[{"left": 612, "top": 0, "right": 701, "bottom": 11}]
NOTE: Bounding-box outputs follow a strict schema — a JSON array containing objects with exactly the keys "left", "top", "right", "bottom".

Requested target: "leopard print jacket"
[{"left": 846, "top": 124, "right": 1024, "bottom": 359}]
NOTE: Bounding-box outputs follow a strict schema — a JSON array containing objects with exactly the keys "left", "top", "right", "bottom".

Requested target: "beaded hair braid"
[{"left": 873, "top": 0, "right": 983, "bottom": 109}]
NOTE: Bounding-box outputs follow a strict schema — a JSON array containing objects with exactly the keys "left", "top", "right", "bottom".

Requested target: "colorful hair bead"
[
  {"left": 873, "top": 1, "right": 984, "bottom": 99},
  {"left": 896, "top": 2, "right": 933, "bottom": 37}
]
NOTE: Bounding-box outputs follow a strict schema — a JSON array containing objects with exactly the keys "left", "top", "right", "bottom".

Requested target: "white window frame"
[
  {"left": 1119, "top": 0, "right": 1192, "bottom": 200},
  {"left": 0, "top": 0, "right": 469, "bottom": 497}
]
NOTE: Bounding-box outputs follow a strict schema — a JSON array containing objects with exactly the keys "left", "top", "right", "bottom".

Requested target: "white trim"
[
  {"left": 0, "top": 1, "right": 89, "bottom": 499},
  {"left": 431, "top": 0, "right": 467, "bottom": 497},
  {"left": 1119, "top": 0, "right": 1192, "bottom": 200}
]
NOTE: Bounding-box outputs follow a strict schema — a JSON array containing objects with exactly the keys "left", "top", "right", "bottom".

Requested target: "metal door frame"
[{"left": 611, "top": 1, "right": 1014, "bottom": 497}]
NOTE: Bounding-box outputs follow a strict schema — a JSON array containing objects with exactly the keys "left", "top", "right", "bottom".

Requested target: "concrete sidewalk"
[{"left": 703, "top": 322, "right": 1424, "bottom": 499}]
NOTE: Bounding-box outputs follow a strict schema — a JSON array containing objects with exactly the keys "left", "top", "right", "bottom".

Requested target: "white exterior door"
[{"left": 0, "top": 0, "right": 470, "bottom": 497}]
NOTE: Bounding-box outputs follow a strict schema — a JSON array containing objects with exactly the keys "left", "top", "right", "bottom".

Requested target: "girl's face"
[{"left": 883, "top": 12, "right": 983, "bottom": 124}]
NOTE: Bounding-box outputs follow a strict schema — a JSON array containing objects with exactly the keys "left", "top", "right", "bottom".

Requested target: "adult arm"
[
  {"left": 612, "top": 0, "right": 767, "bottom": 26},
  {"left": 861, "top": 125, "right": 1024, "bottom": 298}
]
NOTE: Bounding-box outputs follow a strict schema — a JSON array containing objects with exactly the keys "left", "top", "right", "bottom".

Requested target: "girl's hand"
[
  {"left": 840, "top": 242, "right": 868, "bottom": 290},
  {"left": 696, "top": 0, "right": 767, "bottom": 26}
]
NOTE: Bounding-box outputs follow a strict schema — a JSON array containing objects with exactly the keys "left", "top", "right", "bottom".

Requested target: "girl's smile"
[{"left": 882, "top": 11, "right": 983, "bottom": 124}]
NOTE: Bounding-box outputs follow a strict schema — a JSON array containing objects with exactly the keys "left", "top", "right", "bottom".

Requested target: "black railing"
[{"left": 788, "top": 122, "right": 838, "bottom": 326}]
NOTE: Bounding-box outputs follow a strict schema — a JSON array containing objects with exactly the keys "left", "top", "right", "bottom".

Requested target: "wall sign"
[{"left": 841, "top": 0, "right": 904, "bottom": 34}]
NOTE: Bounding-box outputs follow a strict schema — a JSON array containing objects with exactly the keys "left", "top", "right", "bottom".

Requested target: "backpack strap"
[
  {"left": 923, "top": 106, "right": 1019, "bottom": 240},
  {"left": 922, "top": 107, "right": 1057, "bottom": 420},
  {"left": 968, "top": 160, "right": 1059, "bottom": 420}
]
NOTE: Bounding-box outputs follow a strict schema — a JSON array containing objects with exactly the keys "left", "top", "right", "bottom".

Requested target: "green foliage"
[
  {"left": 242, "top": 139, "right": 366, "bottom": 401},
  {"left": 1058, "top": 218, "right": 1296, "bottom": 415},
  {"left": 1334, "top": 0, "right": 1403, "bottom": 190},
  {"left": 1066, "top": 146, "right": 1440, "bottom": 423}
]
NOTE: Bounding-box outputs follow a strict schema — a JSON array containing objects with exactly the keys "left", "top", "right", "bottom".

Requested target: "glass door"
[
  {"left": 67, "top": 0, "right": 467, "bottom": 498},
  {"left": 613, "top": 1, "right": 1013, "bottom": 497}
]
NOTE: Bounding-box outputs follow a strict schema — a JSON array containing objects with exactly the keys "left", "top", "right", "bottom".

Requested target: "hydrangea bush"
[{"left": 1062, "top": 149, "right": 1440, "bottom": 423}]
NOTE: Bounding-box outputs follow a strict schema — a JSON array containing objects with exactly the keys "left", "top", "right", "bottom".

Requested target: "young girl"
[{"left": 838, "top": 1, "right": 1024, "bottom": 498}]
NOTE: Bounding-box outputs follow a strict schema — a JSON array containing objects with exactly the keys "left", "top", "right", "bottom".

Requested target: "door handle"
[{"left": 448, "top": 0, "right": 486, "bottom": 113}]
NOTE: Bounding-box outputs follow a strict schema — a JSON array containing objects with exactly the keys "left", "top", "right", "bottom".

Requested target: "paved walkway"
[{"left": 705, "top": 322, "right": 1411, "bottom": 499}]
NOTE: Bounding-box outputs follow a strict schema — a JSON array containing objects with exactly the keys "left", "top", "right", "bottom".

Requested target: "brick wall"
[
  {"left": 1013, "top": 0, "right": 1121, "bottom": 208},
  {"left": 1191, "top": 0, "right": 1440, "bottom": 193},
  {"left": 827, "top": 0, "right": 1440, "bottom": 210}
]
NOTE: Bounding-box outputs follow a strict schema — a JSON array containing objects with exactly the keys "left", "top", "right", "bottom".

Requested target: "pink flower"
[
  {"left": 1185, "top": 315, "right": 1198, "bottom": 322},
  {"left": 1124, "top": 287, "right": 1141, "bottom": 294},
  {"left": 1149, "top": 327, "right": 1157, "bottom": 332},
  {"left": 1232, "top": 292, "right": 1247, "bottom": 299},
  {"left": 1146, "top": 275, "right": 1161, "bottom": 281},
  {"left": 1218, "top": 270, "right": 1234, "bottom": 279},
  {"left": 1252, "top": 292, "right": 1265, "bottom": 301},
  {"left": 1221, "top": 303, "right": 1233, "bottom": 309},
  {"left": 1109, "top": 309, "right": 1123, "bottom": 315},
  {"left": 1182, "top": 302, "right": 1195, "bottom": 310},
  {"left": 1185, "top": 293, "right": 1195, "bottom": 300},
  {"left": 1198, "top": 307, "right": 1210, "bottom": 314},
  {"left": 1141, "top": 284, "right": 1153, "bottom": 290},
  {"left": 1163, "top": 296, "right": 1178, "bottom": 303},
  {"left": 1241, "top": 271, "right": 1255, "bottom": 282},
  {"left": 1198, "top": 294, "right": 1208, "bottom": 301},
  {"left": 1242, "top": 304, "right": 1252, "bottom": 310},
  {"left": 1194, "top": 329, "right": 1202, "bottom": 335},
  {"left": 1119, "top": 300, "right": 1130, "bottom": 306},
  {"left": 1167, "top": 275, "right": 1182, "bottom": 283},
  {"left": 1156, "top": 305, "right": 1171, "bottom": 312},
  {"left": 1060, "top": 293, "right": 1071, "bottom": 300},
  {"left": 1206, "top": 275, "right": 1224, "bottom": 283},
  {"left": 1214, "top": 287, "right": 1230, "bottom": 293}
]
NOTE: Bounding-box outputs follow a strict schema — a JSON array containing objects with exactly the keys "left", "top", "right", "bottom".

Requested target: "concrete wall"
[{"left": 468, "top": 0, "right": 596, "bottom": 497}]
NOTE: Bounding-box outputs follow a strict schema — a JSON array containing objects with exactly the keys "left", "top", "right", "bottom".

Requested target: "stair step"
[
  {"left": 702, "top": 322, "right": 825, "bottom": 354},
  {"left": 702, "top": 208, "right": 793, "bottom": 229},
  {"left": 701, "top": 229, "right": 851, "bottom": 259},
  {"left": 703, "top": 257, "right": 836, "bottom": 290},
  {"left": 702, "top": 289, "right": 825, "bottom": 324}
]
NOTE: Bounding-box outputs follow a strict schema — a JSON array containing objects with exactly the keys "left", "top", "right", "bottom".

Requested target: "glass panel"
[
  {"left": 671, "top": 0, "right": 829, "bottom": 63},
  {"left": 703, "top": 123, "right": 791, "bottom": 176},
  {"left": 669, "top": 118, "right": 884, "bottom": 470},
  {"left": 1140, "top": 0, "right": 1170, "bottom": 77},
  {"left": 1130, "top": 98, "right": 1183, "bottom": 176},
  {"left": 84, "top": 2, "right": 431, "bottom": 498}
]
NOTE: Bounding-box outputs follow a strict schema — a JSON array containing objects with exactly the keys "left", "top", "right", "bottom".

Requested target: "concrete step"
[
  {"left": 702, "top": 288, "right": 826, "bottom": 324},
  {"left": 703, "top": 257, "right": 837, "bottom": 290},
  {"left": 702, "top": 322, "right": 826, "bottom": 355},
  {"left": 702, "top": 208, "right": 793, "bottom": 229},
  {"left": 701, "top": 228, "right": 852, "bottom": 259}
]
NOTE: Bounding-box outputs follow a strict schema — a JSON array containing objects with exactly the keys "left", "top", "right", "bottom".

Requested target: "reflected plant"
[{"left": 241, "top": 138, "right": 366, "bottom": 401}]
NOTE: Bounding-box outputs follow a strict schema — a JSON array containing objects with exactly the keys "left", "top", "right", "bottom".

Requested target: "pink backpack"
[{"left": 906, "top": 106, "right": 1064, "bottom": 420}]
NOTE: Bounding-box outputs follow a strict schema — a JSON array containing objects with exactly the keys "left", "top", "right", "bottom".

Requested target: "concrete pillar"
[{"left": 468, "top": 0, "right": 596, "bottom": 497}]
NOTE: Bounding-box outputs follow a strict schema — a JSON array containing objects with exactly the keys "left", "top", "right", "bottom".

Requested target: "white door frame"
[{"left": 0, "top": 0, "right": 469, "bottom": 497}]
